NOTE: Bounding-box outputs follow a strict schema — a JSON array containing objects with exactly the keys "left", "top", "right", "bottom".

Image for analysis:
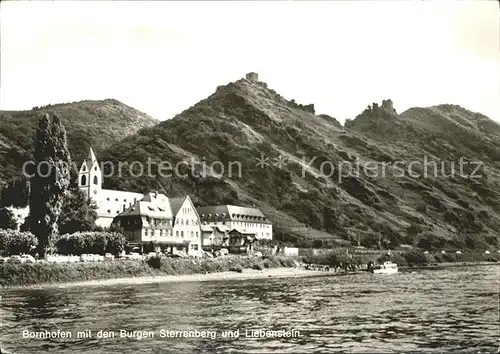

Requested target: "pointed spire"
[
  {"left": 81, "top": 146, "right": 98, "bottom": 172},
  {"left": 88, "top": 147, "right": 97, "bottom": 164}
]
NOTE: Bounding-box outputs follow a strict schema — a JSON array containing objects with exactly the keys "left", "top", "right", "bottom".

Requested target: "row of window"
[
  {"left": 175, "top": 218, "right": 199, "bottom": 226},
  {"left": 146, "top": 218, "right": 171, "bottom": 226},
  {"left": 201, "top": 214, "right": 266, "bottom": 221},
  {"left": 232, "top": 221, "right": 270, "bottom": 228},
  {"left": 206, "top": 221, "right": 270, "bottom": 229},
  {"left": 107, "top": 197, "right": 128, "bottom": 202},
  {"left": 144, "top": 229, "right": 200, "bottom": 238}
]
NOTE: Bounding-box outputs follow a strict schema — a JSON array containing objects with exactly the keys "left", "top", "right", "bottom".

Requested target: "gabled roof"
[
  {"left": 170, "top": 195, "right": 200, "bottom": 220},
  {"left": 118, "top": 192, "right": 172, "bottom": 219},
  {"left": 214, "top": 225, "right": 229, "bottom": 233}
]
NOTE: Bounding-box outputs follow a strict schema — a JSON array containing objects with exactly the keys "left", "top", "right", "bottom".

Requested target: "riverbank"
[
  {"left": 301, "top": 249, "right": 500, "bottom": 268},
  {"left": 30, "top": 267, "right": 328, "bottom": 289},
  {"left": 0, "top": 255, "right": 299, "bottom": 288}
]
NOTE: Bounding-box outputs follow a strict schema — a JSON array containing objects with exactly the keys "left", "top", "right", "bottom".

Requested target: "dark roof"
[
  {"left": 169, "top": 197, "right": 185, "bottom": 216},
  {"left": 229, "top": 229, "right": 256, "bottom": 235},
  {"left": 118, "top": 192, "right": 172, "bottom": 218},
  {"left": 197, "top": 205, "right": 270, "bottom": 223}
]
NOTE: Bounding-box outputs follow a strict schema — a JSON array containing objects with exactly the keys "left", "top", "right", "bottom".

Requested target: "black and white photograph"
[{"left": 0, "top": 0, "right": 498, "bottom": 353}]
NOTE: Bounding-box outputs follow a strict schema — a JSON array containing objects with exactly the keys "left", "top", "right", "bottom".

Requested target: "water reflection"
[
  {"left": 1, "top": 265, "right": 498, "bottom": 353},
  {"left": 9, "top": 289, "right": 80, "bottom": 323}
]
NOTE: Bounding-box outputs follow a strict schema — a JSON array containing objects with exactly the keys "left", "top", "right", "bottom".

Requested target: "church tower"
[{"left": 78, "top": 147, "right": 102, "bottom": 199}]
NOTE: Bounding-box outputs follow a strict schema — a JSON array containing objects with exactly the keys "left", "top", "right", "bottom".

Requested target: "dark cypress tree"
[{"left": 28, "top": 113, "right": 71, "bottom": 256}]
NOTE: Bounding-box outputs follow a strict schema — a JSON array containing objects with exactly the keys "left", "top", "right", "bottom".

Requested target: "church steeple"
[
  {"left": 78, "top": 147, "right": 102, "bottom": 198},
  {"left": 87, "top": 147, "right": 98, "bottom": 166}
]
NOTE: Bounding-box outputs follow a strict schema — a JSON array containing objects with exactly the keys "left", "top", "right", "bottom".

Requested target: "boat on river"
[{"left": 371, "top": 261, "right": 398, "bottom": 274}]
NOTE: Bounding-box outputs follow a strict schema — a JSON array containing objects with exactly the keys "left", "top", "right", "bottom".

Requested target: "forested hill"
[
  {"left": 0, "top": 99, "right": 158, "bottom": 183},
  {"left": 2, "top": 76, "right": 499, "bottom": 250},
  {"left": 97, "top": 76, "right": 500, "bottom": 249}
]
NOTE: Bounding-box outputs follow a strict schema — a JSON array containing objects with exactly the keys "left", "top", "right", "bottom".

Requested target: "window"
[
  {"left": 160, "top": 230, "right": 163, "bottom": 236},
  {"left": 115, "top": 198, "right": 119, "bottom": 202},
  {"left": 181, "top": 219, "right": 184, "bottom": 225},
  {"left": 176, "top": 231, "right": 179, "bottom": 237},
  {"left": 196, "top": 231, "right": 199, "bottom": 238},
  {"left": 191, "top": 231, "right": 194, "bottom": 238},
  {"left": 181, "top": 231, "right": 184, "bottom": 238},
  {"left": 145, "top": 229, "right": 148, "bottom": 236},
  {"left": 93, "top": 176, "right": 98, "bottom": 185},
  {"left": 107, "top": 209, "right": 111, "bottom": 214},
  {"left": 80, "top": 175, "right": 87, "bottom": 186},
  {"left": 106, "top": 197, "right": 110, "bottom": 201}
]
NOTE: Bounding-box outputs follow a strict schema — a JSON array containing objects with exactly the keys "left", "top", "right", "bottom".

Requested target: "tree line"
[{"left": 0, "top": 113, "right": 111, "bottom": 256}]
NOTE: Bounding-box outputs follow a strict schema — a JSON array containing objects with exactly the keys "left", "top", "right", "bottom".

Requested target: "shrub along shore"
[
  {"left": 0, "top": 255, "right": 296, "bottom": 287},
  {"left": 301, "top": 249, "right": 500, "bottom": 268},
  {"left": 2, "top": 249, "right": 498, "bottom": 287}
]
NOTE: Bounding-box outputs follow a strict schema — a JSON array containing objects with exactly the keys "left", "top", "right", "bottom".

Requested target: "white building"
[
  {"left": 113, "top": 194, "right": 202, "bottom": 256},
  {"left": 197, "top": 205, "right": 273, "bottom": 240},
  {"left": 115, "top": 191, "right": 173, "bottom": 243},
  {"left": 78, "top": 148, "right": 143, "bottom": 228},
  {"left": 170, "top": 196, "right": 202, "bottom": 255}
]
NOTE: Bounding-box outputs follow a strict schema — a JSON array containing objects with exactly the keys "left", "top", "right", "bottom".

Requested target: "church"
[
  {"left": 77, "top": 147, "right": 273, "bottom": 252},
  {"left": 78, "top": 148, "right": 143, "bottom": 228}
]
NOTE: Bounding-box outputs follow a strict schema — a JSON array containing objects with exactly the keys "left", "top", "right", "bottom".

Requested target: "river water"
[{"left": 1, "top": 265, "right": 498, "bottom": 353}]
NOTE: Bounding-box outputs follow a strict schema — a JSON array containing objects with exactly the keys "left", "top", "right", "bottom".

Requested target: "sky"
[{"left": 1, "top": 1, "right": 499, "bottom": 123}]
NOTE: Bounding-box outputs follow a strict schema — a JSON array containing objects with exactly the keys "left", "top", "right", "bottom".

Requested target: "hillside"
[
  {"left": 0, "top": 99, "right": 158, "bottom": 184},
  {"left": 95, "top": 75, "right": 500, "bottom": 250}
]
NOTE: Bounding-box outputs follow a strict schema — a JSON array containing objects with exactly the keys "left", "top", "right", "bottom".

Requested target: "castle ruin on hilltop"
[{"left": 245, "top": 72, "right": 259, "bottom": 83}]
